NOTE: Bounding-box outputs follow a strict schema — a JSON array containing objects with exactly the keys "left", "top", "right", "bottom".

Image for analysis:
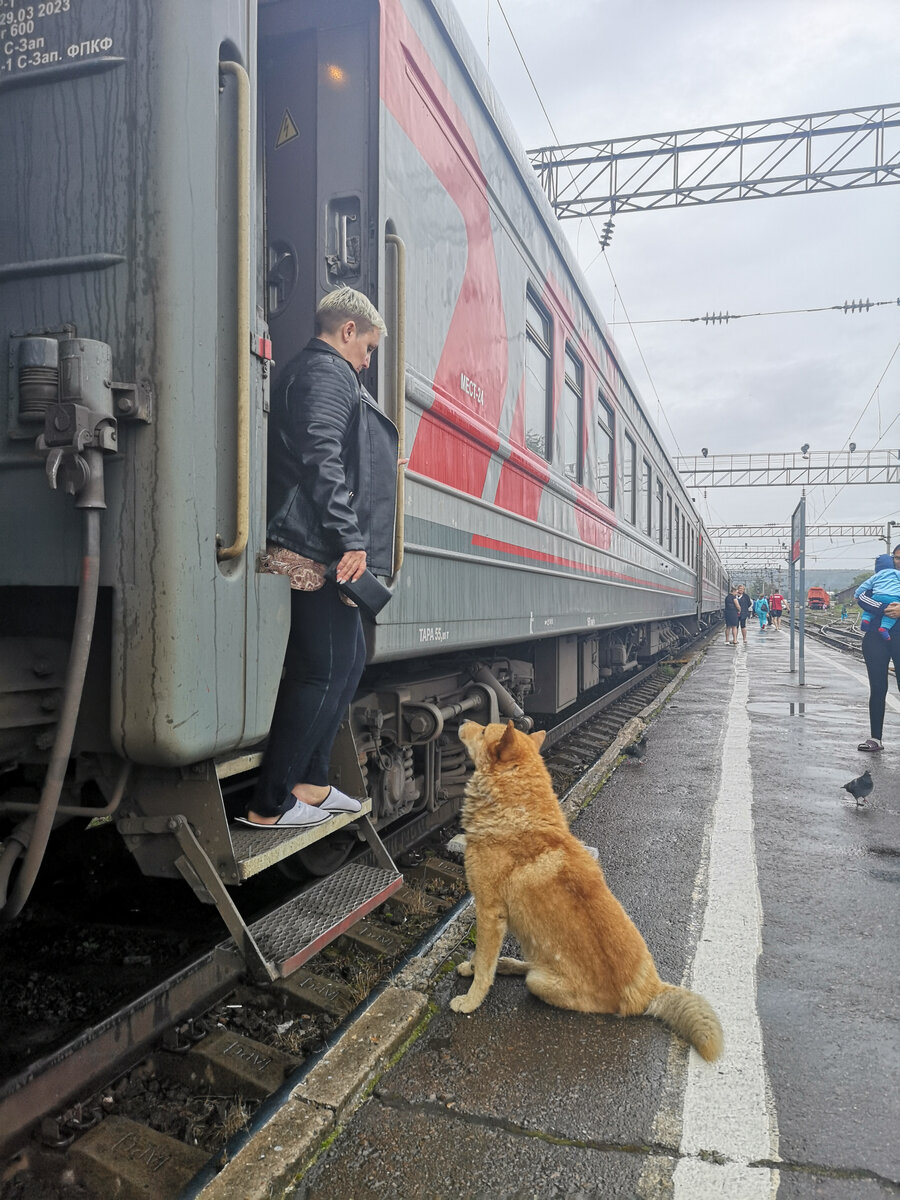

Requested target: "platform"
[{"left": 202, "top": 629, "right": 900, "bottom": 1199}]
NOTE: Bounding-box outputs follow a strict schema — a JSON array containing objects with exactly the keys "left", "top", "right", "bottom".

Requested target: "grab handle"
[
  {"left": 217, "top": 60, "right": 251, "bottom": 562},
  {"left": 386, "top": 232, "right": 406, "bottom": 576}
]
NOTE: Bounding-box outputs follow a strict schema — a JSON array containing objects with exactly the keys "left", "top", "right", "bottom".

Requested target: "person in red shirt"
[{"left": 769, "top": 590, "right": 785, "bottom": 631}]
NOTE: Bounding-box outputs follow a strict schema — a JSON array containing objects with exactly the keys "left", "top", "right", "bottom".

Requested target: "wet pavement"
[{"left": 296, "top": 629, "right": 900, "bottom": 1199}]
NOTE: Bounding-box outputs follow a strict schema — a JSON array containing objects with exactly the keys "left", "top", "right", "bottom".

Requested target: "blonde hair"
[{"left": 315, "top": 287, "right": 387, "bottom": 337}]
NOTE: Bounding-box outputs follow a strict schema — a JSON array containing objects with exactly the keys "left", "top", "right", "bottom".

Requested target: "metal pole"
[
  {"left": 798, "top": 491, "right": 806, "bottom": 686},
  {"left": 789, "top": 553, "right": 795, "bottom": 672}
]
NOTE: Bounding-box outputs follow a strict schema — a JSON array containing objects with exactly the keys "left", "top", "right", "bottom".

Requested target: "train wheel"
[{"left": 277, "top": 829, "right": 357, "bottom": 879}]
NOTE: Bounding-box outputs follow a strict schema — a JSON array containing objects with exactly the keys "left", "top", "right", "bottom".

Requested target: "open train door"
[{"left": 258, "top": 0, "right": 380, "bottom": 369}]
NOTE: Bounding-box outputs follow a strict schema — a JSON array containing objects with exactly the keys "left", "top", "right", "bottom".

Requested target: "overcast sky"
[{"left": 453, "top": 0, "right": 900, "bottom": 572}]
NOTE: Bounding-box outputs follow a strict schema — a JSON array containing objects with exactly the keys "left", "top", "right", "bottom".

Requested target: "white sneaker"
[
  {"left": 319, "top": 786, "right": 363, "bottom": 813},
  {"left": 235, "top": 801, "right": 332, "bottom": 829}
]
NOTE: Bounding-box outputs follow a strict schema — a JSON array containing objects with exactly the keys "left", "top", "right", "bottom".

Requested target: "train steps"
[{"left": 118, "top": 757, "right": 402, "bottom": 982}]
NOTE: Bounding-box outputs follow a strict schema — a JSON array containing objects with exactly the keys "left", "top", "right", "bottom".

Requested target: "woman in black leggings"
[{"left": 856, "top": 544, "right": 900, "bottom": 751}]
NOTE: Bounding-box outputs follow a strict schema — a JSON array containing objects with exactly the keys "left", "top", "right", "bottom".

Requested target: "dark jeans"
[
  {"left": 861, "top": 625, "right": 900, "bottom": 741},
  {"left": 254, "top": 584, "right": 366, "bottom": 816}
]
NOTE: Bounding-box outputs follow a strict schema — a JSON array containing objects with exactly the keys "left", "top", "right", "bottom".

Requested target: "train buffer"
[{"left": 116, "top": 761, "right": 402, "bottom": 983}]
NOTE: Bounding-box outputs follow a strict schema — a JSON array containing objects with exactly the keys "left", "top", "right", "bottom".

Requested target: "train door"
[{"left": 258, "top": 0, "right": 380, "bottom": 372}]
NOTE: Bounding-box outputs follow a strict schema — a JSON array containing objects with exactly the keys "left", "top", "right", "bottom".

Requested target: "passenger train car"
[{"left": 0, "top": 0, "right": 725, "bottom": 968}]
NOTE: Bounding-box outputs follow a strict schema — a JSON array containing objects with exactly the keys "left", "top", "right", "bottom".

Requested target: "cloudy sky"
[{"left": 453, "top": 0, "right": 900, "bottom": 571}]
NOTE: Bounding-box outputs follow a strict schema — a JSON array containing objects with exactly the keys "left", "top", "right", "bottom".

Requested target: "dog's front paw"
[
  {"left": 456, "top": 959, "right": 474, "bottom": 977},
  {"left": 450, "top": 991, "right": 482, "bottom": 1014}
]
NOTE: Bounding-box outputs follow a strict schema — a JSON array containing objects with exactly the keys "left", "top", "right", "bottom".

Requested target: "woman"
[
  {"left": 724, "top": 586, "right": 741, "bottom": 645},
  {"left": 854, "top": 544, "right": 900, "bottom": 752},
  {"left": 240, "top": 288, "right": 399, "bottom": 828},
  {"left": 754, "top": 595, "right": 769, "bottom": 631}
]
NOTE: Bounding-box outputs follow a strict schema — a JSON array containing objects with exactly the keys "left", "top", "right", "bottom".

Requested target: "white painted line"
[
  {"left": 672, "top": 651, "right": 780, "bottom": 1199},
  {"left": 803, "top": 642, "right": 900, "bottom": 715}
]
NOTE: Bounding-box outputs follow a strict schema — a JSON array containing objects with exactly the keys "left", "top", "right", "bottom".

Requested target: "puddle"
[{"left": 746, "top": 702, "right": 854, "bottom": 722}]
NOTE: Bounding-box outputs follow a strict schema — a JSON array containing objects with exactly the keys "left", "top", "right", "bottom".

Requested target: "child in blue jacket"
[{"left": 856, "top": 553, "right": 900, "bottom": 641}]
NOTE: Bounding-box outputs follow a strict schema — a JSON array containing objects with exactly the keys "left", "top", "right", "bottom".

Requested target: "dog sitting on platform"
[{"left": 451, "top": 720, "right": 723, "bottom": 1062}]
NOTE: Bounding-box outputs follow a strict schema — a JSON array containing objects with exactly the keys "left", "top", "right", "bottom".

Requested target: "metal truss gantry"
[
  {"left": 709, "top": 524, "right": 888, "bottom": 538},
  {"left": 527, "top": 103, "right": 900, "bottom": 218},
  {"left": 676, "top": 451, "right": 899, "bottom": 488}
]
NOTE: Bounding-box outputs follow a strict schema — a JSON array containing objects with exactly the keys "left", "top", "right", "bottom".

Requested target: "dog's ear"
[
  {"left": 530, "top": 729, "right": 546, "bottom": 752},
  {"left": 494, "top": 720, "right": 519, "bottom": 763}
]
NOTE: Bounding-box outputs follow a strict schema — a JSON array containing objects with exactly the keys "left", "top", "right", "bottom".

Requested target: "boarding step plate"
[
  {"left": 230, "top": 799, "right": 373, "bottom": 880},
  {"left": 248, "top": 860, "right": 403, "bottom": 978}
]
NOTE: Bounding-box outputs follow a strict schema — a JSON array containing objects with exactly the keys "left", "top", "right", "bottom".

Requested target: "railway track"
[
  {"left": 801, "top": 619, "right": 865, "bottom": 656},
  {"left": 0, "top": 635, "right": 711, "bottom": 1200}
]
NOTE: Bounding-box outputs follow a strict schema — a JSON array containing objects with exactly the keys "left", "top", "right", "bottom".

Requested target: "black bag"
[{"left": 329, "top": 566, "right": 394, "bottom": 620}]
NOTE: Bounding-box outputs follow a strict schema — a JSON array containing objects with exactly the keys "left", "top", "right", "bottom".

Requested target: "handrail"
[
  {"left": 217, "top": 60, "right": 251, "bottom": 561},
  {"left": 386, "top": 232, "right": 406, "bottom": 577}
]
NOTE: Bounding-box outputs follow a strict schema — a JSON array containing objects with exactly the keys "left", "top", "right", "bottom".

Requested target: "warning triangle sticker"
[{"left": 275, "top": 109, "right": 300, "bottom": 148}]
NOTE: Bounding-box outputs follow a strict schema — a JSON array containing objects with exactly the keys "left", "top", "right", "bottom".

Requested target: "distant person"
[
  {"left": 841, "top": 604, "right": 848, "bottom": 622},
  {"left": 854, "top": 544, "right": 900, "bottom": 752},
  {"left": 736, "top": 584, "right": 751, "bottom": 643},
  {"left": 769, "top": 588, "right": 785, "bottom": 631},
  {"left": 766, "top": 595, "right": 774, "bottom": 627},
  {"left": 753, "top": 594, "right": 769, "bottom": 631},
  {"left": 240, "top": 288, "right": 399, "bottom": 828},
  {"left": 724, "top": 586, "right": 741, "bottom": 645}
]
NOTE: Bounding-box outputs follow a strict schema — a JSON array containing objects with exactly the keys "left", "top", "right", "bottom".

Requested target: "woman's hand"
[
  {"left": 884, "top": 601, "right": 900, "bottom": 618},
  {"left": 336, "top": 550, "right": 367, "bottom": 584}
]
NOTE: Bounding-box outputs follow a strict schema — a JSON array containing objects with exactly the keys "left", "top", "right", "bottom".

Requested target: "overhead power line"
[{"left": 609, "top": 297, "right": 900, "bottom": 327}]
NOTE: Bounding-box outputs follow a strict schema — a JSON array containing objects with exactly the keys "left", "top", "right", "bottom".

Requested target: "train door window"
[
  {"left": 682, "top": 515, "right": 687, "bottom": 561},
  {"left": 562, "top": 347, "right": 583, "bottom": 483},
  {"left": 674, "top": 504, "right": 680, "bottom": 557},
  {"left": 524, "top": 292, "right": 552, "bottom": 458},
  {"left": 623, "top": 433, "right": 636, "bottom": 523},
  {"left": 655, "top": 479, "right": 664, "bottom": 544},
  {"left": 642, "top": 459, "right": 652, "bottom": 536},
  {"left": 596, "top": 396, "right": 614, "bottom": 508},
  {"left": 666, "top": 493, "right": 673, "bottom": 551}
]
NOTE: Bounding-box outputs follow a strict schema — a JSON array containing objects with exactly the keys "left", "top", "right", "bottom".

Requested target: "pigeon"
[
  {"left": 843, "top": 770, "right": 873, "bottom": 805},
  {"left": 624, "top": 735, "right": 647, "bottom": 761}
]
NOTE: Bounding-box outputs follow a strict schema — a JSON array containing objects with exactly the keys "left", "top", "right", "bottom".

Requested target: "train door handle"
[{"left": 217, "top": 60, "right": 251, "bottom": 563}]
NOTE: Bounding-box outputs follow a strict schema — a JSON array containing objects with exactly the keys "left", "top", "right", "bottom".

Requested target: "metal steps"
[
  {"left": 230, "top": 799, "right": 373, "bottom": 880},
  {"left": 248, "top": 861, "right": 403, "bottom": 978}
]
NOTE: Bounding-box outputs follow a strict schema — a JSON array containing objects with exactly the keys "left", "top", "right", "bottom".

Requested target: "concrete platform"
[{"left": 201, "top": 630, "right": 900, "bottom": 1199}]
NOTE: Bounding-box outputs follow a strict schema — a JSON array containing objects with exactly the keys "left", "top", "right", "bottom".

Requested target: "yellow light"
[{"left": 325, "top": 63, "right": 346, "bottom": 85}]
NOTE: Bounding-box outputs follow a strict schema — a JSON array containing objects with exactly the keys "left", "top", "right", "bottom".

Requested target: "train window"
[
  {"left": 524, "top": 292, "right": 552, "bottom": 458},
  {"left": 674, "top": 504, "right": 680, "bottom": 557},
  {"left": 655, "top": 479, "right": 663, "bottom": 544},
  {"left": 682, "top": 515, "right": 687, "bottom": 562},
  {"left": 623, "top": 433, "right": 637, "bottom": 523},
  {"left": 562, "top": 347, "right": 583, "bottom": 483},
  {"left": 596, "top": 396, "right": 614, "bottom": 508},
  {"left": 666, "top": 493, "right": 673, "bottom": 551},
  {"left": 641, "top": 459, "right": 653, "bottom": 536}
]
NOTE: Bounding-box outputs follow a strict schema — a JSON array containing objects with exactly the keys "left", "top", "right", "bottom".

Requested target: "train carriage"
[{"left": 0, "top": 0, "right": 725, "bottom": 967}]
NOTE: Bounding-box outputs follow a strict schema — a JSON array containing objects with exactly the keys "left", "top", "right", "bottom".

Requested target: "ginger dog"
[{"left": 451, "top": 720, "right": 723, "bottom": 1062}]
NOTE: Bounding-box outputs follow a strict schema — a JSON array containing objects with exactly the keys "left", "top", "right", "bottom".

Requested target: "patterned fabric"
[
  {"left": 262, "top": 542, "right": 358, "bottom": 607},
  {"left": 262, "top": 543, "right": 326, "bottom": 591}
]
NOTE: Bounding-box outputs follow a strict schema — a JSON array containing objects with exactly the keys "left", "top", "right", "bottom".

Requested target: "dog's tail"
[{"left": 645, "top": 983, "right": 723, "bottom": 1062}]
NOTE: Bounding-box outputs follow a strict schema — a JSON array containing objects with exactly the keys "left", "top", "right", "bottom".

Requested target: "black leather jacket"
[{"left": 266, "top": 339, "right": 399, "bottom": 575}]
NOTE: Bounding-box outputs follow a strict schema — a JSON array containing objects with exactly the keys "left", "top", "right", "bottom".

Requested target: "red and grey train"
[{"left": 0, "top": 0, "right": 725, "bottom": 950}]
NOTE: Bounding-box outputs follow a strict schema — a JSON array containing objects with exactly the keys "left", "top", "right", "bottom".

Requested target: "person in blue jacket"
[
  {"left": 854, "top": 544, "right": 900, "bottom": 751},
  {"left": 753, "top": 594, "right": 769, "bottom": 631}
]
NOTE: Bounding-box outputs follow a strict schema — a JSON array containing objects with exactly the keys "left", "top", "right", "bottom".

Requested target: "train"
[
  {"left": 0, "top": 0, "right": 726, "bottom": 978},
  {"left": 807, "top": 587, "right": 831, "bottom": 610}
]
